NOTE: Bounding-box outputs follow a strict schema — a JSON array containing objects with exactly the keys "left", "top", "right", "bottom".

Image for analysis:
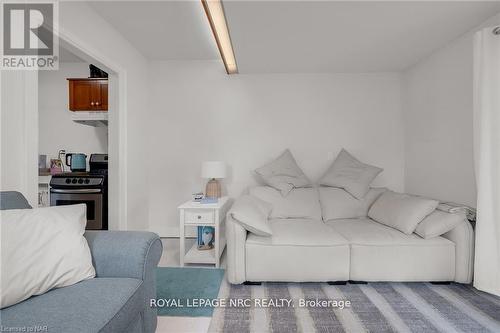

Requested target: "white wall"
[
  {"left": 402, "top": 13, "right": 500, "bottom": 207},
  {"left": 38, "top": 62, "right": 108, "bottom": 170},
  {"left": 148, "top": 61, "right": 405, "bottom": 236},
  {"left": 0, "top": 71, "right": 38, "bottom": 206},
  {"left": 59, "top": 2, "right": 150, "bottom": 230}
]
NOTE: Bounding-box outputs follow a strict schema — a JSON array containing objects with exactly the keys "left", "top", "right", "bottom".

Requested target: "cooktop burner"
[{"left": 50, "top": 173, "right": 105, "bottom": 188}]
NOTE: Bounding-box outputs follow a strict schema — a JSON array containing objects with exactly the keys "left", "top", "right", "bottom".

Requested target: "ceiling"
[
  {"left": 88, "top": 1, "right": 500, "bottom": 73},
  {"left": 88, "top": 1, "right": 218, "bottom": 60}
]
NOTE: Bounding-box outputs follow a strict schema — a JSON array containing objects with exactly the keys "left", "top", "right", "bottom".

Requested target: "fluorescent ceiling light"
[{"left": 202, "top": 0, "right": 238, "bottom": 74}]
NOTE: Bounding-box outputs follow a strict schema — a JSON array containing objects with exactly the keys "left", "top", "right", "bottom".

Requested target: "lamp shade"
[{"left": 202, "top": 161, "right": 226, "bottom": 179}]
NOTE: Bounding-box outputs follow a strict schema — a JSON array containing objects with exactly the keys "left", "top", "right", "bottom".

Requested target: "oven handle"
[{"left": 50, "top": 188, "right": 102, "bottom": 194}]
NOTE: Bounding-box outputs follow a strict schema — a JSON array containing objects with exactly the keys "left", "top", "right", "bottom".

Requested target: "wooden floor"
[{"left": 156, "top": 238, "right": 226, "bottom": 333}]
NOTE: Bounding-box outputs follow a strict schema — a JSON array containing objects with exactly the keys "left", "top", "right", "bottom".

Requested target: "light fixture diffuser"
[{"left": 202, "top": 0, "right": 238, "bottom": 74}]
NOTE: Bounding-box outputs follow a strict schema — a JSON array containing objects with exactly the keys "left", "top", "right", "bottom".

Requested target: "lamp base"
[{"left": 205, "top": 178, "right": 221, "bottom": 198}]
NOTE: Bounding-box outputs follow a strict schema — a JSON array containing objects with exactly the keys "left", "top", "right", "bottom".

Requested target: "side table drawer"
[{"left": 184, "top": 209, "right": 215, "bottom": 224}]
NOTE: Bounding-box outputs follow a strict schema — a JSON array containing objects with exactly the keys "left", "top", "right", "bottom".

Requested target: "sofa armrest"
[
  {"left": 84, "top": 231, "right": 163, "bottom": 280},
  {"left": 84, "top": 231, "right": 162, "bottom": 333},
  {"left": 442, "top": 220, "right": 474, "bottom": 283},
  {"left": 226, "top": 214, "right": 248, "bottom": 284}
]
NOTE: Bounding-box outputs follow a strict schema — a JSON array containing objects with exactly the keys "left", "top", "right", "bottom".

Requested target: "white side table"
[{"left": 178, "top": 197, "right": 230, "bottom": 268}]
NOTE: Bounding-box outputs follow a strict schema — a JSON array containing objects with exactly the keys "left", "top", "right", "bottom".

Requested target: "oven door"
[{"left": 50, "top": 189, "right": 103, "bottom": 230}]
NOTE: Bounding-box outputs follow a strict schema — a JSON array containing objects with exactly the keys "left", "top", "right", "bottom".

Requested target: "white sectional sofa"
[{"left": 225, "top": 186, "right": 474, "bottom": 285}]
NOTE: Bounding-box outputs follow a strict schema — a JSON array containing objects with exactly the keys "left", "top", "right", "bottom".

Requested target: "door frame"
[{"left": 54, "top": 29, "right": 128, "bottom": 230}]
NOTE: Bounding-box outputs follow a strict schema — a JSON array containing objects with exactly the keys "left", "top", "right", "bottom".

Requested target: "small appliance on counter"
[
  {"left": 89, "top": 154, "right": 108, "bottom": 176},
  {"left": 50, "top": 153, "right": 108, "bottom": 230},
  {"left": 89, "top": 64, "right": 108, "bottom": 78},
  {"left": 65, "top": 153, "right": 87, "bottom": 172}
]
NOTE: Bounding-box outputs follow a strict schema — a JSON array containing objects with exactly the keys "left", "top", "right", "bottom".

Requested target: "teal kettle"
[{"left": 65, "top": 153, "right": 87, "bottom": 172}]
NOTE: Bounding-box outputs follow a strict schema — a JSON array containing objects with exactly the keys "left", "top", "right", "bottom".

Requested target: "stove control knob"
[
  {"left": 72, "top": 178, "right": 77, "bottom": 184},
  {"left": 78, "top": 179, "right": 84, "bottom": 184},
  {"left": 84, "top": 179, "right": 90, "bottom": 184},
  {"left": 65, "top": 178, "right": 71, "bottom": 184}
]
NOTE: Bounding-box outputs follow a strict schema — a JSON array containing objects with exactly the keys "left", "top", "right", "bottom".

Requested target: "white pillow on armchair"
[{"left": 0, "top": 204, "right": 95, "bottom": 309}]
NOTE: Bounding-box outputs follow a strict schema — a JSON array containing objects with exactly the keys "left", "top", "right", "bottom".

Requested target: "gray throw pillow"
[
  {"left": 368, "top": 191, "right": 439, "bottom": 235},
  {"left": 415, "top": 210, "right": 465, "bottom": 239},
  {"left": 319, "top": 149, "right": 382, "bottom": 199},
  {"left": 255, "top": 150, "right": 311, "bottom": 196},
  {"left": 229, "top": 195, "right": 273, "bottom": 237}
]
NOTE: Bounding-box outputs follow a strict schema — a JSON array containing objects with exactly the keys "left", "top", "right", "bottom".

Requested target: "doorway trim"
[{"left": 55, "top": 29, "right": 128, "bottom": 230}]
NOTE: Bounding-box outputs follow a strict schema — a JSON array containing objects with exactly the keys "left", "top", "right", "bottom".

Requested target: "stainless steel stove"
[{"left": 50, "top": 154, "right": 108, "bottom": 230}]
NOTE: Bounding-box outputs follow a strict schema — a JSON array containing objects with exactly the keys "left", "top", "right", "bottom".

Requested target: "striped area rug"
[{"left": 208, "top": 279, "right": 500, "bottom": 333}]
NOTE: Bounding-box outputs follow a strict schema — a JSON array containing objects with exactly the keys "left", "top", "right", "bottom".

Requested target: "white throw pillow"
[
  {"left": 319, "top": 149, "right": 383, "bottom": 199},
  {"left": 255, "top": 149, "right": 311, "bottom": 196},
  {"left": 229, "top": 195, "right": 273, "bottom": 236},
  {"left": 319, "top": 187, "right": 386, "bottom": 221},
  {"left": 368, "top": 191, "right": 439, "bottom": 235},
  {"left": 0, "top": 204, "right": 95, "bottom": 309},
  {"left": 415, "top": 210, "right": 465, "bottom": 239},
  {"left": 249, "top": 186, "right": 322, "bottom": 220}
]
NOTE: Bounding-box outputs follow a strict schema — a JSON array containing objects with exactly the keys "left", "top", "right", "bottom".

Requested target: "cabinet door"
[
  {"left": 90, "top": 83, "right": 102, "bottom": 110},
  {"left": 89, "top": 81, "right": 107, "bottom": 111},
  {"left": 69, "top": 80, "right": 93, "bottom": 111},
  {"left": 99, "top": 81, "right": 108, "bottom": 110}
]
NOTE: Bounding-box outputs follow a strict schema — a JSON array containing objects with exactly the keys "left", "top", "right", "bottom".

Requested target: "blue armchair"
[{"left": 0, "top": 192, "right": 163, "bottom": 333}]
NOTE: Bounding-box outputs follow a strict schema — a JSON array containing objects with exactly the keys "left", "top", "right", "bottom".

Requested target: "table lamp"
[{"left": 202, "top": 161, "right": 226, "bottom": 198}]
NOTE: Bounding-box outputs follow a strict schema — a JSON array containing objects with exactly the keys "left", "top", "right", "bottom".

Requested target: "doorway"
[{"left": 33, "top": 34, "right": 127, "bottom": 230}]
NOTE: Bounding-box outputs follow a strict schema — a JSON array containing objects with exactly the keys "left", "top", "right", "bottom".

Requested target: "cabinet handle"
[
  {"left": 197, "top": 215, "right": 202, "bottom": 219},
  {"left": 90, "top": 102, "right": 95, "bottom": 106},
  {"left": 96, "top": 102, "right": 100, "bottom": 106}
]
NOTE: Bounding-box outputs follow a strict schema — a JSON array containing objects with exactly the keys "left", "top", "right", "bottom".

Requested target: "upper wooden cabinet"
[{"left": 68, "top": 78, "right": 108, "bottom": 111}]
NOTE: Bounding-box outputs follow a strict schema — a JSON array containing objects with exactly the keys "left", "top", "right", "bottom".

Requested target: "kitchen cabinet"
[{"left": 68, "top": 78, "right": 108, "bottom": 111}]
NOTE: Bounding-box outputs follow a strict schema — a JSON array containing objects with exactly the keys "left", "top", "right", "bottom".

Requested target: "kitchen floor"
[{"left": 156, "top": 238, "right": 226, "bottom": 333}]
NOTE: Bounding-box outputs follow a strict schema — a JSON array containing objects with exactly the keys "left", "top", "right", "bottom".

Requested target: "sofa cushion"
[
  {"left": 229, "top": 195, "right": 273, "bottom": 236},
  {"left": 319, "top": 149, "right": 383, "bottom": 199},
  {"left": 255, "top": 149, "right": 311, "bottom": 196},
  {"left": 327, "top": 218, "right": 455, "bottom": 281},
  {"left": 319, "top": 187, "right": 386, "bottom": 221},
  {"left": 0, "top": 278, "right": 144, "bottom": 333},
  {"left": 368, "top": 191, "right": 439, "bottom": 234},
  {"left": 246, "top": 219, "right": 349, "bottom": 282},
  {"left": 415, "top": 210, "right": 465, "bottom": 239},
  {"left": 249, "top": 186, "right": 322, "bottom": 220},
  {"left": 247, "top": 218, "right": 349, "bottom": 247}
]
